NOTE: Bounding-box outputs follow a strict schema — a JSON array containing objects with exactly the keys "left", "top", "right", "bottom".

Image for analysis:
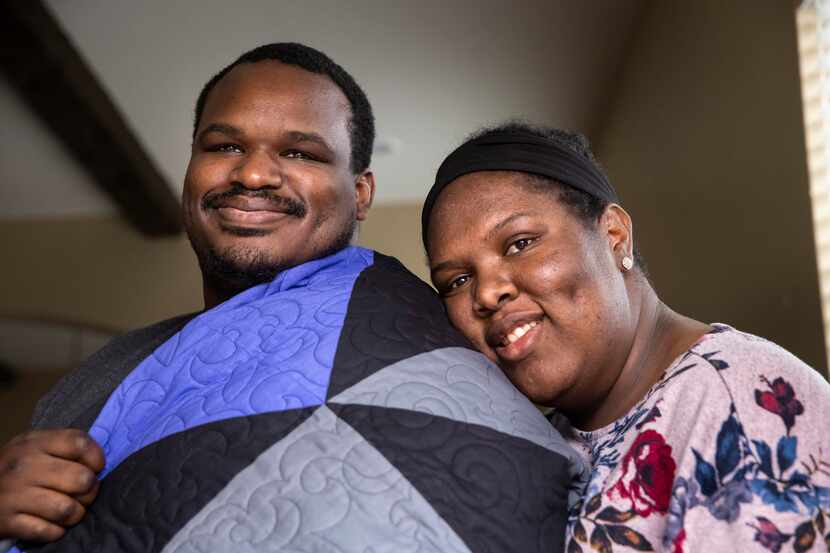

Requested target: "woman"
[{"left": 421, "top": 122, "right": 830, "bottom": 552}]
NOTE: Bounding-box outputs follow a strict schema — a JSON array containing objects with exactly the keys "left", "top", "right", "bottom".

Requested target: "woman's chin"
[
  {"left": 508, "top": 375, "right": 559, "bottom": 407},
  {"left": 508, "top": 369, "right": 574, "bottom": 408}
]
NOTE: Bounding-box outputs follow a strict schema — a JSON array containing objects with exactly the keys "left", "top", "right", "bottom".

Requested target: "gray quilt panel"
[
  {"left": 329, "top": 346, "right": 585, "bottom": 479},
  {"left": 161, "top": 405, "right": 472, "bottom": 553}
]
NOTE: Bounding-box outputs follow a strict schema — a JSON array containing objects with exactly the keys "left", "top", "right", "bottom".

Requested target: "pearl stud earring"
[{"left": 622, "top": 256, "right": 634, "bottom": 271}]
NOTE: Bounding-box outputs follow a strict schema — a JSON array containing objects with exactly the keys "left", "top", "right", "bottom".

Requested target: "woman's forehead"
[
  {"left": 427, "top": 173, "right": 565, "bottom": 249},
  {"left": 432, "top": 172, "right": 554, "bottom": 219}
]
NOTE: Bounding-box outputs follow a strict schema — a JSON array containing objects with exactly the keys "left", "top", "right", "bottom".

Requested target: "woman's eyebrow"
[
  {"left": 485, "top": 211, "right": 535, "bottom": 241},
  {"left": 430, "top": 211, "right": 539, "bottom": 274},
  {"left": 429, "top": 259, "right": 463, "bottom": 276}
]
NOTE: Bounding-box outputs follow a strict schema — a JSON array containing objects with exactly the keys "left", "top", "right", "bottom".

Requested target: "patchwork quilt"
[{"left": 20, "top": 247, "right": 583, "bottom": 553}]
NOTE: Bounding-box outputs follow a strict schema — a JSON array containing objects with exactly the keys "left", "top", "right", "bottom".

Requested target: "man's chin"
[
  {"left": 196, "top": 243, "right": 287, "bottom": 295},
  {"left": 189, "top": 215, "right": 356, "bottom": 299},
  {"left": 217, "top": 224, "right": 273, "bottom": 238}
]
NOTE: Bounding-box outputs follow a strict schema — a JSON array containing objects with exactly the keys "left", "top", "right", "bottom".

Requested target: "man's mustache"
[{"left": 202, "top": 184, "right": 307, "bottom": 218}]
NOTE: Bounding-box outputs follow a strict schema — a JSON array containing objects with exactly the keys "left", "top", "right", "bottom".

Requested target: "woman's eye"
[
  {"left": 448, "top": 275, "right": 469, "bottom": 290},
  {"left": 506, "top": 238, "right": 534, "bottom": 255}
]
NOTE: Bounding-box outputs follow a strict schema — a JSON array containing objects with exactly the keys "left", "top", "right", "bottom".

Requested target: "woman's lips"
[{"left": 494, "top": 319, "right": 542, "bottom": 362}]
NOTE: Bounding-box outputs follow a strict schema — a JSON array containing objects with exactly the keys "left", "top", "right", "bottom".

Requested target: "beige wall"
[
  {"left": 1, "top": 1, "right": 825, "bottom": 382},
  {"left": 1, "top": 370, "right": 66, "bottom": 441},
  {"left": 360, "top": 203, "right": 429, "bottom": 283},
  {"left": 595, "top": 1, "right": 827, "bottom": 374},
  {"left": 0, "top": 217, "right": 202, "bottom": 331}
]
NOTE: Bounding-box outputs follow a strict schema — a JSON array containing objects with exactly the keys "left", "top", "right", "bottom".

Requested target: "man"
[
  {"left": 0, "top": 44, "right": 579, "bottom": 553},
  {"left": 0, "top": 42, "right": 375, "bottom": 545}
]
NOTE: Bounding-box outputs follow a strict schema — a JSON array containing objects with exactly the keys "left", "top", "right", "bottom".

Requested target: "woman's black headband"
[{"left": 421, "top": 130, "right": 619, "bottom": 249}]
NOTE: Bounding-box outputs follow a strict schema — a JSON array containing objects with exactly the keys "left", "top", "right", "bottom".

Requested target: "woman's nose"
[
  {"left": 232, "top": 150, "right": 282, "bottom": 189},
  {"left": 473, "top": 270, "right": 518, "bottom": 315}
]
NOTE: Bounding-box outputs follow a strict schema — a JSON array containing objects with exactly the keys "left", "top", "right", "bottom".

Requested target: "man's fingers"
[
  {"left": 76, "top": 437, "right": 105, "bottom": 474},
  {"left": 74, "top": 479, "right": 100, "bottom": 507},
  {"left": 0, "top": 446, "right": 98, "bottom": 495},
  {"left": 9, "top": 488, "right": 86, "bottom": 526},
  {"left": 4, "top": 429, "right": 104, "bottom": 473},
  {"left": 0, "top": 513, "right": 65, "bottom": 543},
  {"left": 25, "top": 457, "right": 98, "bottom": 496},
  {"left": 26, "top": 430, "right": 104, "bottom": 472},
  {"left": 0, "top": 430, "right": 100, "bottom": 542}
]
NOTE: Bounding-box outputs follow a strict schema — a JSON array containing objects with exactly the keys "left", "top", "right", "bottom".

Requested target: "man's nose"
[
  {"left": 473, "top": 269, "right": 518, "bottom": 316},
  {"left": 232, "top": 150, "right": 282, "bottom": 189}
]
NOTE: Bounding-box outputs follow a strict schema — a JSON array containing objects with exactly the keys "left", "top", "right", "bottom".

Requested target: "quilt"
[{"left": 19, "top": 247, "right": 583, "bottom": 553}]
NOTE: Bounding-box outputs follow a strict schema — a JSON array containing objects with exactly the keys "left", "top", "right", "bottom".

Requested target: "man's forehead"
[{"left": 205, "top": 61, "right": 347, "bottom": 117}]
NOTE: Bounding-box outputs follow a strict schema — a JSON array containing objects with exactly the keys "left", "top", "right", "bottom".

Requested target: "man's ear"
[
  {"left": 601, "top": 204, "right": 634, "bottom": 259},
  {"left": 355, "top": 171, "right": 375, "bottom": 221}
]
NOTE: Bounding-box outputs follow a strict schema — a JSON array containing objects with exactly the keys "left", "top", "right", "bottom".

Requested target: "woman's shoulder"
[
  {"left": 643, "top": 323, "right": 829, "bottom": 448},
  {"left": 563, "top": 323, "right": 829, "bottom": 450},
  {"left": 563, "top": 324, "right": 830, "bottom": 553},
  {"left": 695, "top": 323, "right": 820, "bottom": 373},
  {"left": 657, "top": 323, "right": 829, "bottom": 407},
  {"left": 662, "top": 325, "right": 830, "bottom": 550}
]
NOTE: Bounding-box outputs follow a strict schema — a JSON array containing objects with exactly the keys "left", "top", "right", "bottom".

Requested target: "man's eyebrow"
[
  {"left": 196, "top": 126, "right": 333, "bottom": 151},
  {"left": 197, "top": 123, "right": 242, "bottom": 141},
  {"left": 286, "top": 130, "right": 333, "bottom": 150}
]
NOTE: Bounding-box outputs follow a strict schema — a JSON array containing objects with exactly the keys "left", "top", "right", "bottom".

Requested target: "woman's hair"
[{"left": 465, "top": 121, "right": 647, "bottom": 274}]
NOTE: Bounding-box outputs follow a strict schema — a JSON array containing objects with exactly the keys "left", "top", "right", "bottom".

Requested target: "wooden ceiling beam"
[{"left": 0, "top": 0, "right": 182, "bottom": 236}]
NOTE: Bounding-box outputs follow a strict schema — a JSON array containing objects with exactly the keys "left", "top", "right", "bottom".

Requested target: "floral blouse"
[{"left": 554, "top": 324, "right": 830, "bottom": 552}]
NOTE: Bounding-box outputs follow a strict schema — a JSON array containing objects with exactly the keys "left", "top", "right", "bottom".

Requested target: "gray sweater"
[{"left": 30, "top": 313, "right": 196, "bottom": 431}]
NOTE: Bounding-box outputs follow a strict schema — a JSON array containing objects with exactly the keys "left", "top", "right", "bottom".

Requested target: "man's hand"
[{"left": 0, "top": 429, "right": 105, "bottom": 542}]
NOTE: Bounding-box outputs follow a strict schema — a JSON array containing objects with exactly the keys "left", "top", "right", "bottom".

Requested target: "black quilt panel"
[
  {"left": 327, "top": 253, "right": 470, "bottom": 399},
  {"left": 333, "top": 403, "right": 570, "bottom": 553},
  {"left": 21, "top": 407, "right": 316, "bottom": 553}
]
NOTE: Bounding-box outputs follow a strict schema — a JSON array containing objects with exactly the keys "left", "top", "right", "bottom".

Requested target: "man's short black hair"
[
  {"left": 469, "top": 121, "right": 647, "bottom": 274},
  {"left": 193, "top": 42, "right": 375, "bottom": 174}
]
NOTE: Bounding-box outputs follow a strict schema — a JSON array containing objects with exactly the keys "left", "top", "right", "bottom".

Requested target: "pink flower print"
[
  {"left": 747, "top": 517, "right": 791, "bottom": 552},
  {"left": 754, "top": 376, "right": 804, "bottom": 433},
  {"left": 608, "top": 429, "right": 676, "bottom": 517}
]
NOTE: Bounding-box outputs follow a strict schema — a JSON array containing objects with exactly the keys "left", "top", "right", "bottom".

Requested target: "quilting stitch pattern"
[{"left": 19, "top": 248, "right": 582, "bottom": 553}]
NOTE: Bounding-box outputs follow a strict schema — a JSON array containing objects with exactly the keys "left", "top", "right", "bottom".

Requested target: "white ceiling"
[{"left": 0, "top": 0, "right": 643, "bottom": 218}]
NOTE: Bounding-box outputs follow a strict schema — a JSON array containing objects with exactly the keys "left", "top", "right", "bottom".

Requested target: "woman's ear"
[
  {"left": 354, "top": 171, "right": 375, "bottom": 221},
  {"left": 601, "top": 204, "right": 634, "bottom": 259}
]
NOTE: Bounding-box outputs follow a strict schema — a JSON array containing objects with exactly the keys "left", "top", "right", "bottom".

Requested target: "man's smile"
[
  {"left": 203, "top": 191, "right": 308, "bottom": 230},
  {"left": 213, "top": 196, "right": 300, "bottom": 226},
  {"left": 216, "top": 206, "right": 290, "bottom": 226}
]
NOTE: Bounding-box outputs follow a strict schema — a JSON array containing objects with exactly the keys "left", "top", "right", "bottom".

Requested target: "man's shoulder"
[
  {"left": 358, "top": 250, "right": 437, "bottom": 299},
  {"left": 30, "top": 312, "right": 198, "bottom": 431},
  {"left": 94, "top": 313, "right": 198, "bottom": 359},
  {"left": 352, "top": 250, "right": 460, "bottom": 330}
]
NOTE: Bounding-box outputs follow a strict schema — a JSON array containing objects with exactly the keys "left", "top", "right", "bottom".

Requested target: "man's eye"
[
  {"left": 506, "top": 238, "right": 534, "bottom": 255},
  {"left": 283, "top": 150, "right": 315, "bottom": 161},
  {"left": 209, "top": 143, "right": 243, "bottom": 153}
]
